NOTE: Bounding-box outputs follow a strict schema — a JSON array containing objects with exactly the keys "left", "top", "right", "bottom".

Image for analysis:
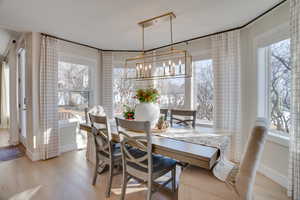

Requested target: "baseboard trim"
[
  {"left": 258, "top": 164, "right": 288, "bottom": 188},
  {"left": 26, "top": 149, "right": 40, "bottom": 161}
]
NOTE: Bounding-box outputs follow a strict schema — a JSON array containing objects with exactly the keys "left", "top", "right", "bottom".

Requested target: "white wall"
[{"left": 240, "top": 1, "right": 289, "bottom": 188}]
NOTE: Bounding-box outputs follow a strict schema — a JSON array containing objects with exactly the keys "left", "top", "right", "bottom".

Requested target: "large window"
[
  {"left": 193, "top": 59, "right": 213, "bottom": 125},
  {"left": 58, "top": 61, "right": 91, "bottom": 120},
  {"left": 113, "top": 67, "right": 136, "bottom": 116},
  {"left": 259, "top": 39, "right": 291, "bottom": 135},
  {"left": 269, "top": 39, "right": 291, "bottom": 134},
  {"left": 156, "top": 78, "right": 185, "bottom": 109}
]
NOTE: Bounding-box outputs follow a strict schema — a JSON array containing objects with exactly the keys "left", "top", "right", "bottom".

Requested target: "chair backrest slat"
[
  {"left": 115, "top": 118, "right": 152, "bottom": 171},
  {"left": 170, "top": 109, "right": 197, "bottom": 128},
  {"left": 89, "top": 114, "right": 112, "bottom": 159}
]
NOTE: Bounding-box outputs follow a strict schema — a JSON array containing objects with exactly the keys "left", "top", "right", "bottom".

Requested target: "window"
[
  {"left": 193, "top": 59, "right": 213, "bottom": 125},
  {"left": 269, "top": 39, "right": 291, "bottom": 134},
  {"left": 258, "top": 39, "right": 291, "bottom": 135},
  {"left": 113, "top": 67, "right": 136, "bottom": 116},
  {"left": 58, "top": 61, "right": 91, "bottom": 121},
  {"left": 156, "top": 78, "right": 185, "bottom": 109}
]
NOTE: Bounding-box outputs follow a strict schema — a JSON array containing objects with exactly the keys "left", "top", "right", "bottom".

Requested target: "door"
[{"left": 18, "top": 48, "right": 27, "bottom": 146}]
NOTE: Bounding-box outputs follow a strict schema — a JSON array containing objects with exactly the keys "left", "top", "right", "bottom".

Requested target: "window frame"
[
  {"left": 58, "top": 54, "right": 95, "bottom": 112},
  {"left": 255, "top": 22, "right": 291, "bottom": 140},
  {"left": 192, "top": 58, "right": 214, "bottom": 127}
]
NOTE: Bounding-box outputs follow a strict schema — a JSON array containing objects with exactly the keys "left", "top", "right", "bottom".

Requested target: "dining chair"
[
  {"left": 115, "top": 118, "right": 177, "bottom": 200},
  {"left": 89, "top": 114, "right": 122, "bottom": 198},
  {"left": 160, "top": 108, "right": 169, "bottom": 120},
  {"left": 178, "top": 118, "right": 268, "bottom": 200},
  {"left": 170, "top": 109, "right": 197, "bottom": 128}
]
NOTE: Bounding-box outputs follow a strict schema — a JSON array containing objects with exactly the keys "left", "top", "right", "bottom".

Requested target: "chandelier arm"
[
  {"left": 142, "top": 24, "right": 145, "bottom": 52},
  {"left": 170, "top": 15, "right": 173, "bottom": 50}
]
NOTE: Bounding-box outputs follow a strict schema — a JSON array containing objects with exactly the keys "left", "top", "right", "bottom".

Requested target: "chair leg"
[
  {"left": 106, "top": 160, "right": 114, "bottom": 197},
  {"left": 92, "top": 157, "right": 99, "bottom": 185},
  {"left": 171, "top": 168, "right": 176, "bottom": 192},
  {"left": 147, "top": 181, "right": 152, "bottom": 200},
  {"left": 120, "top": 173, "right": 128, "bottom": 200}
]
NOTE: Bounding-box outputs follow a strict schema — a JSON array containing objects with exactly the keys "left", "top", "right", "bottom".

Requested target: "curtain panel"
[
  {"left": 0, "top": 61, "right": 10, "bottom": 128},
  {"left": 39, "top": 36, "right": 60, "bottom": 159},
  {"left": 101, "top": 51, "right": 113, "bottom": 118},
  {"left": 289, "top": 0, "right": 300, "bottom": 198},
  {"left": 211, "top": 30, "right": 242, "bottom": 162}
]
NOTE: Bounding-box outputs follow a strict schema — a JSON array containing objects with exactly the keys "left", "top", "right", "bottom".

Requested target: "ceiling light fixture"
[{"left": 124, "top": 12, "right": 192, "bottom": 81}]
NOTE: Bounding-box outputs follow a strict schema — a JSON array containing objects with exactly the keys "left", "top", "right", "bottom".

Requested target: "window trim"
[
  {"left": 192, "top": 59, "right": 214, "bottom": 126},
  {"left": 255, "top": 22, "right": 291, "bottom": 140}
]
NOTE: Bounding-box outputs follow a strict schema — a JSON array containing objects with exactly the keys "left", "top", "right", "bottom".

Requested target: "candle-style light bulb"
[
  {"left": 179, "top": 59, "right": 182, "bottom": 74},
  {"left": 172, "top": 62, "right": 176, "bottom": 75},
  {"left": 149, "top": 64, "right": 152, "bottom": 77},
  {"left": 136, "top": 65, "right": 139, "bottom": 78},
  {"left": 168, "top": 60, "right": 171, "bottom": 73}
]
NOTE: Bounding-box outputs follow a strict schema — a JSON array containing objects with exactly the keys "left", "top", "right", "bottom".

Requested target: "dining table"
[{"left": 80, "top": 122, "right": 232, "bottom": 172}]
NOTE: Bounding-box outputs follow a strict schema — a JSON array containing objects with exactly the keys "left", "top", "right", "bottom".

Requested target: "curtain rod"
[
  {"left": 40, "top": 33, "right": 143, "bottom": 53},
  {"left": 146, "top": 0, "right": 287, "bottom": 52},
  {"left": 42, "top": 0, "right": 287, "bottom": 53}
]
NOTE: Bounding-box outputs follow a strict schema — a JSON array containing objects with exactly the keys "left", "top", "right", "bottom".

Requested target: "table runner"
[{"left": 156, "top": 128, "right": 236, "bottom": 182}]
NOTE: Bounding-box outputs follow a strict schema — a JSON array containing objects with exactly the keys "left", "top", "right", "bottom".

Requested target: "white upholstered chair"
[{"left": 178, "top": 119, "right": 268, "bottom": 200}]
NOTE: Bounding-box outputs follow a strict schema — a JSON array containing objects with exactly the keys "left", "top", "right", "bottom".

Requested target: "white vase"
[{"left": 135, "top": 103, "right": 160, "bottom": 128}]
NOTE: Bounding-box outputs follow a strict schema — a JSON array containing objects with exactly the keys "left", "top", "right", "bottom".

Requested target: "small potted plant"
[
  {"left": 123, "top": 105, "right": 135, "bottom": 120},
  {"left": 134, "top": 88, "right": 160, "bottom": 128}
]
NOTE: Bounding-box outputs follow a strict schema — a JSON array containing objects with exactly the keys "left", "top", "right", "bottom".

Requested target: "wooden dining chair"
[
  {"left": 160, "top": 108, "right": 169, "bottom": 120},
  {"left": 115, "top": 118, "right": 177, "bottom": 200},
  {"left": 89, "top": 114, "right": 122, "bottom": 198},
  {"left": 170, "top": 109, "right": 197, "bottom": 128}
]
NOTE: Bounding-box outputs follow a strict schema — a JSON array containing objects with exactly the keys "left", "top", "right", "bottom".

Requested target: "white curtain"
[
  {"left": 39, "top": 36, "right": 60, "bottom": 159},
  {"left": 211, "top": 30, "right": 241, "bottom": 162},
  {"left": 289, "top": 1, "right": 300, "bottom": 198},
  {"left": 0, "top": 61, "right": 10, "bottom": 128},
  {"left": 101, "top": 51, "right": 114, "bottom": 118}
]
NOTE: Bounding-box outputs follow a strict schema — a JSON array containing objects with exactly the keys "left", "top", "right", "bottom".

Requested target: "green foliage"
[
  {"left": 123, "top": 105, "right": 135, "bottom": 120},
  {"left": 134, "top": 88, "right": 160, "bottom": 103}
]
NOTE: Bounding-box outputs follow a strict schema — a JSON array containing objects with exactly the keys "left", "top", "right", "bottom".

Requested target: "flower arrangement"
[
  {"left": 134, "top": 88, "right": 160, "bottom": 103},
  {"left": 123, "top": 105, "right": 135, "bottom": 120}
]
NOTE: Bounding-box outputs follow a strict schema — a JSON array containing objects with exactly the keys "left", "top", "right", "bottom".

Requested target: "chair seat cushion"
[
  {"left": 97, "top": 143, "right": 122, "bottom": 158},
  {"left": 127, "top": 148, "right": 176, "bottom": 174},
  {"left": 179, "top": 165, "right": 238, "bottom": 200}
]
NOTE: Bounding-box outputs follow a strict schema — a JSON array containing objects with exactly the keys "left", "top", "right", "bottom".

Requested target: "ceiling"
[
  {"left": 0, "top": 28, "right": 19, "bottom": 56},
  {"left": 0, "top": 0, "right": 283, "bottom": 50}
]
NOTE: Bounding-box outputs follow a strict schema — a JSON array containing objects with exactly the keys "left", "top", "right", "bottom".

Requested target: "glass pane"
[
  {"left": 113, "top": 68, "right": 136, "bottom": 116},
  {"left": 194, "top": 59, "right": 213, "bottom": 125},
  {"left": 269, "top": 39, "right": 291, "bottom": 134},
  {"left": 156, "top": 78, "right": 185, "bottom": 109},
  {"left": 58, "top": 61, "right": 89, "bottom": 90}
]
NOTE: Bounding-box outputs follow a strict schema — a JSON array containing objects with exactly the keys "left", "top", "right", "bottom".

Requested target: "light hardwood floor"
[
  {"left": 0, "top": 150, "right": 290, "bottom": 200},
  {"left": 0, "top": 129, "right": 9, "bottom": 147}
]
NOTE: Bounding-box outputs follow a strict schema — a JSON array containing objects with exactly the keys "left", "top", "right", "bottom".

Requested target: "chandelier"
[{"left": 124, "top": 12, "right": 192, "bottom": 81}]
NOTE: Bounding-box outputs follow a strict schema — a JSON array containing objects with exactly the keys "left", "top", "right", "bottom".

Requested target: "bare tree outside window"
[
  {"left": 58, "top": 61, "right": 90, "bottom": 120},
  {"left": 194, "top": 60, "right": 213, "bottom": 125},
  {"left": 156, "top": 78, "right": 185, "bottom": 109},
  {"left": 113, "top": 68, "right": 136, "bottom": 116},
  {"left": 269, "top": 39, "right": 291, "bottom": 134}
]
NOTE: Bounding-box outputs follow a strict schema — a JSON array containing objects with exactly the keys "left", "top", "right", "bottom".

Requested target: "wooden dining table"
[{"left": 80, "top": 123, "right": 221, "bottom": 170}]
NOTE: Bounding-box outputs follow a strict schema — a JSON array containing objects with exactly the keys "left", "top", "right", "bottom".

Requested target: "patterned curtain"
[
  {"left": 0, "top": 61, "right": 10, "bottom": 128},
  {"left": 102, "top": 51, "right": 113, "bottom": 118},
  {"left": 39, "top": 36, "right": 60, "bottom": 159},
  {"left": 211, "top": 30, "right": 241, "bottom": 161},
  {"left": 289, "top": 1, "right": 300, "bottom": 198}
]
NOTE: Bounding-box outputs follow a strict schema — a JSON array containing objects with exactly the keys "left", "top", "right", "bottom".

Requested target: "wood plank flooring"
[{"left": 0, "top": 150, "right": 290, "bottom": 200}]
